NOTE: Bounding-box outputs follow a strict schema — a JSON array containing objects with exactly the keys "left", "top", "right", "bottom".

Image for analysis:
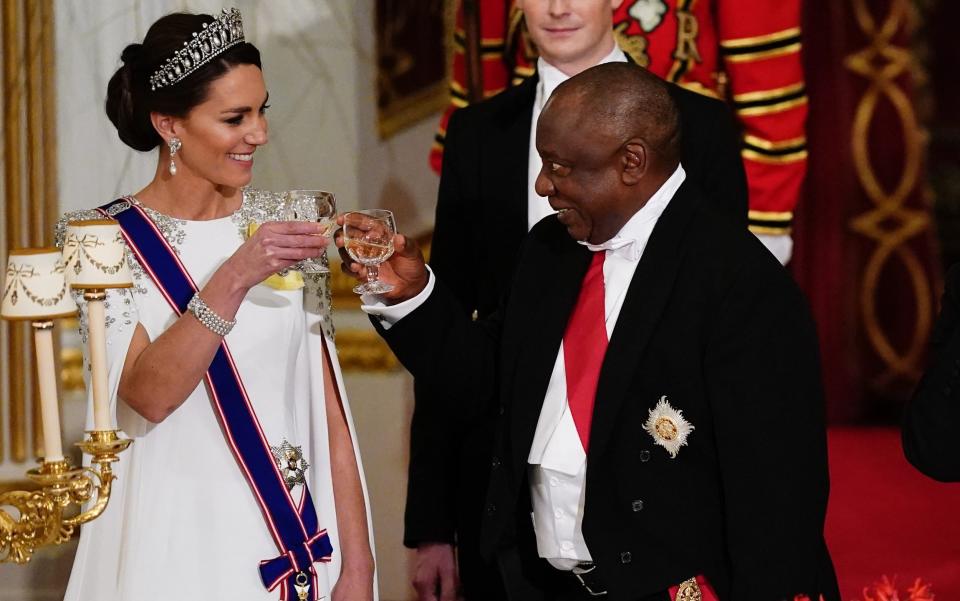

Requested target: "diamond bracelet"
[{"left": 186, "top": 293, "right": 236, "bottom": 337}]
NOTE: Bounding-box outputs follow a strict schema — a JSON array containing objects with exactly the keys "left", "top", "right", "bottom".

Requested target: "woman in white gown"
[{"left": 57, "top": 10, "right": 375, "bottom": 601}]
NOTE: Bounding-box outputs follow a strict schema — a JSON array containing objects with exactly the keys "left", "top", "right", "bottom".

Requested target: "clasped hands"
[{"left": 333, "top": 214, "right": 429, "bottom": 303}]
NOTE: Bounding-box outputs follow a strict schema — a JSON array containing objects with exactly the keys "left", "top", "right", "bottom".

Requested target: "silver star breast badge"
[
  {"left": 270, "top": 439, "right": 310, "bottom": 490},
  {"left": 642, "top": 396, "right": 695, "bottom": 458}
]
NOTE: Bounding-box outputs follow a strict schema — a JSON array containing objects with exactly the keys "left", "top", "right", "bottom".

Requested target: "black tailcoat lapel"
[
  {"left": 588, "top": 182, "right": 700, "bottom": 462},
  {"left": 502, "top": 225, "right": 590, "bottom": 476},
  {"left": 485, "top": 75, "right": 538, "bottom": 256}
]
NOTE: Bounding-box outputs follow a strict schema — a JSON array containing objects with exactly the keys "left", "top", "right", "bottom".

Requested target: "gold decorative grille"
[{"left": 844, "top": 0, "right": 934, "bottom": 388}]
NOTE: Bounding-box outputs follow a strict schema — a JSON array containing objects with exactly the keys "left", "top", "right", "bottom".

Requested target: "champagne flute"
[
  {"left": 342, "top": 209, "right": 396, "bottom": 295},
  {"left": 283, "top": 189, "right": 336, "bottom": 273}
]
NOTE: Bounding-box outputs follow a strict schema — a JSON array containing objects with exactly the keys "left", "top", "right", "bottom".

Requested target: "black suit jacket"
[
  {"left": 405, "top": 69, "right": 749, "bottom": 597},
  {"left": 902, "top": 263, "right": 960, "bottom": 481},
  {"left": 384, "top": 183, "right": 838, "bottom": 601}
]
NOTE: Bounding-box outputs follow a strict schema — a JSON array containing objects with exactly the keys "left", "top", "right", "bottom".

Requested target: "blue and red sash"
[{"left": 98, "top": 197, "right": 332, "bottom": 600}]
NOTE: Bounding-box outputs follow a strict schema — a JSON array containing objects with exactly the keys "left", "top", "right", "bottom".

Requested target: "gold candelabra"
[
  {"left": 1, "top": 227, "right": 134, "bottom": 563},
  {"left": 0, "top": 430, "right": 130, "bottom": 563}
]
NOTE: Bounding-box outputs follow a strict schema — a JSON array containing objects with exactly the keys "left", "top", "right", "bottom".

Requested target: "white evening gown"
[{"left": 57, "top": 189, "right": 376, "bottom": 601}]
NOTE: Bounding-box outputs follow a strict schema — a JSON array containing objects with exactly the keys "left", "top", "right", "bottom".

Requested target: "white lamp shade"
[
  {"left": 62, "top": 220, "right": 133, "bottom": 289},
  {"left": 2, "top": 248, "right": 79, "bottom": 320}
]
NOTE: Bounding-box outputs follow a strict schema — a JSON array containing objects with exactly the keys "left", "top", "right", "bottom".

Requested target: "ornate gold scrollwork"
[
  {"left": 675, "top": 577, "right": 702, "bottom": 601},
  {"left": 844, "top": 0, "right": 933, "bottom": 386},
  {"left": 0, "top": 430, "right": 130, "bottom": 564}
]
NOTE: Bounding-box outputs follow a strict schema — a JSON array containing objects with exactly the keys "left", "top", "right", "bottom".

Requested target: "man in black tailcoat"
[
  {"left": 343, "top": 63, "right": 839, "bottom": 601},
  {"left": 408, "top": 2, "right": 747, "bottom": 599}
]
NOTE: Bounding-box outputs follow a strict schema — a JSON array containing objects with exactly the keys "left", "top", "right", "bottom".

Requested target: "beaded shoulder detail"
[
  {"left": 136, "top": 201, "right": 188, "bottom": 251},
  {"left": 231, "top": 187, "right": 286, "bottom": 235}
]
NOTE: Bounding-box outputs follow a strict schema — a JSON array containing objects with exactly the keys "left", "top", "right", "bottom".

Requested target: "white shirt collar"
[
  {"left": 537, "top": 45, "right": 628, "bottom": 105},
  {"left": 580, "top": 164, "right": 687, "bottom": 261}
]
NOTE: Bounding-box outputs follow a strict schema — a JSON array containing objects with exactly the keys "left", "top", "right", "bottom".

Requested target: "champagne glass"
[
  {"left": 342, "top": 209, "right": 396, "bottom": 295},
  {"left": 283, "top": 190, "right": 337, "bottom": 273}
]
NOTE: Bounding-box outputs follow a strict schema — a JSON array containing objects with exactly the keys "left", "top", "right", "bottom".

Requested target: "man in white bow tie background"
[
  {"left": 342, "top": 63, "right": 839, "bottom": 601},
  {"left": 403, "top": 2, "right": 748, "bottom": 599}
]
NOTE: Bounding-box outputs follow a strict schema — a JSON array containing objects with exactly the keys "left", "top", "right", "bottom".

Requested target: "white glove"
[{"left": 755, "top": 233, "right": 793, "bottom": 265}]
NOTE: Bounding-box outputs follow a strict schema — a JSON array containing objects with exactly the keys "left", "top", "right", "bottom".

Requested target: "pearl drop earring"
[{"left": 168, "top": 137, "right": 182, "bottom": 176}]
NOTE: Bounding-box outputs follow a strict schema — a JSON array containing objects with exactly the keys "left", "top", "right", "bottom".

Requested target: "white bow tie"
[{"left": 580, "top": 237, "right": 641, "bottom": 261}]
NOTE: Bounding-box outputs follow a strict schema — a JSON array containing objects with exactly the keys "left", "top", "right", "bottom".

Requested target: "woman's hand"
[
  {"left": 223, "top": 221, "right": 328, "bottom": 291},
  {"left": 331, "top": 563, "right": 375, "bottom": 601}
]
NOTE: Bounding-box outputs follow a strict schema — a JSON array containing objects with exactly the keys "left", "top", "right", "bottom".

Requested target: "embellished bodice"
[{"left": 55, "top": 188, "right": 336, "bottom": 342}]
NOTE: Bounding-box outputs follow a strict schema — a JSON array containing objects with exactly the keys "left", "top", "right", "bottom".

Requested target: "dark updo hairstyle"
[{"left": 105, "top": 12, "right": 262, "bottom": 151}]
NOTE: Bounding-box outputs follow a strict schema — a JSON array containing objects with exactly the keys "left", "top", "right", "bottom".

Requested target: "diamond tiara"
[{"left": 149, "top": 8, "right": 245, "bottom": 91}]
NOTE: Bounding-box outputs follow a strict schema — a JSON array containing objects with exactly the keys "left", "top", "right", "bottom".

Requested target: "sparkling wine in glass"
[
  {"left": 343, "top": 209, "right": 396, "bottom": 295},
  {"left": 283, "top": 189, "right": 337, "bottom": 273}
]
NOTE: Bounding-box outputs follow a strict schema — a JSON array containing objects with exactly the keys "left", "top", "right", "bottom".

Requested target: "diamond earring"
[{"left": 168, "top": 137, "right": 182, "bottom": 176}]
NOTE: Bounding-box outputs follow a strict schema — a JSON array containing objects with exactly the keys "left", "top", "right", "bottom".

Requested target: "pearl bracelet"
[{"left": 187, "top": 293, "right": 236, "bottom": 337}]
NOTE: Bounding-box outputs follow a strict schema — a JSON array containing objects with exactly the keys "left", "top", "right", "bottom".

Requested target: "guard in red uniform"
[{"left": 431, "top": 0, "right": 807, "bottom": 264}]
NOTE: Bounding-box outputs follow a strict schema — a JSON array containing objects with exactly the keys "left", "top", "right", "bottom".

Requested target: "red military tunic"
[{"left": 430, "top": 0, "right": 807, "bottom": 238}]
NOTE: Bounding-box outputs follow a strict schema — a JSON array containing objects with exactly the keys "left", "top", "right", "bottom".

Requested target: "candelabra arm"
[
  {"left": 0, "top": 462, "right": 74, "bottom": 564},
  {"left": 61, "top": 462, "right": 116, "bottom": 528},
  {"left": 67, "top": 430, "right": 131, "bottom": 529},
  {"left": 0, "top": 431, "right": 130, "bottom": 564}
]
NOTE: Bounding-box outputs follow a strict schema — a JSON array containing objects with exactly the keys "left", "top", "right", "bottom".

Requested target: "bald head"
[
  {"left": 546, "top": 62, "right": 681, "bottom": 172},
  {"left": 533, "top": 63, "right": 683, "bottom": 244}
]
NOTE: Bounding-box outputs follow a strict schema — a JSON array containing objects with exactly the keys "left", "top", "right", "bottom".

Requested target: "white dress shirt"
[
  {"left": 527, "top": 47, "right": 629, "bottom": 230},
  {"left": 364, "top": 165, "right": 687, "bottom": 570}
]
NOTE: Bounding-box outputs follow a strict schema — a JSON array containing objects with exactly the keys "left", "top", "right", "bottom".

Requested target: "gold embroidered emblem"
[
  {"left": 654, "top": 416, "right": 679, "bottom": 441},
  {"left": 674, "top": 9, "right": 702, "bottom": 63},
  {"left": 676, "top": 577, "right": 702, "bottom": 601},
  {"left": 614, "top": 22, "right": 650, "bottom": 68}
]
